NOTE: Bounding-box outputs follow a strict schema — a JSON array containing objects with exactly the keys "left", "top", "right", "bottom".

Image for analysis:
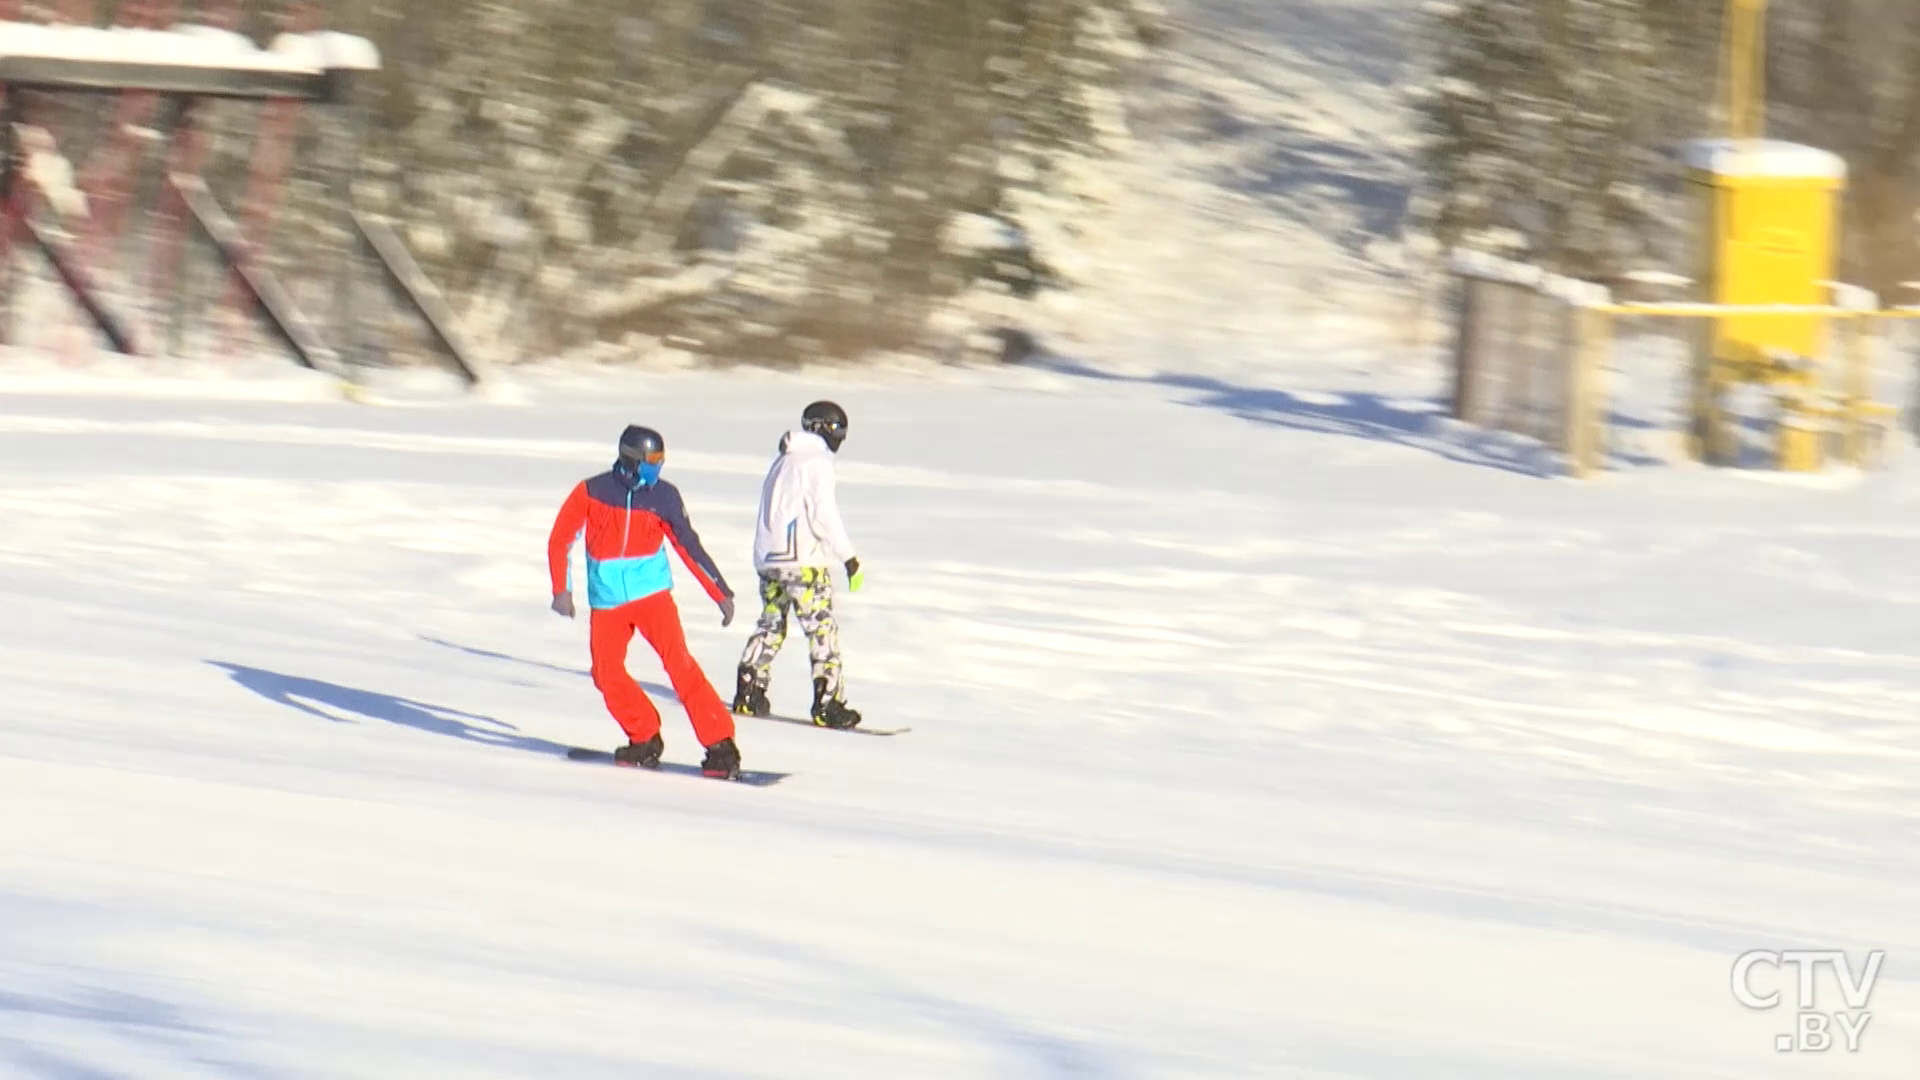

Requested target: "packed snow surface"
[{"left": 0, "top": 354, "right": 1915, "bottom": 1078}]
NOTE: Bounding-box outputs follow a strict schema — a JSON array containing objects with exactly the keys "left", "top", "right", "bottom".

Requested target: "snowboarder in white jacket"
[{"left": 731, "top": 400, "right": 865, "bottom": 728}]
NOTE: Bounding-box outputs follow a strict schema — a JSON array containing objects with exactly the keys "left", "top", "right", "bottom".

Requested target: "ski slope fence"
[
  {"left": 1446, "top": 251, "right": 1609, "bottom": 476},
  {"left": 1446, "top": 250, "right": 1910, "bottom": 478}
]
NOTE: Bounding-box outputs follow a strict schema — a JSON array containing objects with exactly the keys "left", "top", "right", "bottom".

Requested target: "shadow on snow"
[
  {"left": 0, "top": 984, "right": 277, "bottom": 1080},
  {"left": 418, "top": 634, "right": 681, "bottom": 704},
  {"left": 1034, "top": 358, "right": 1664, "bottom": 476},
  {"left": 206, "top": 660, "right": 573, "bottom": 758}
]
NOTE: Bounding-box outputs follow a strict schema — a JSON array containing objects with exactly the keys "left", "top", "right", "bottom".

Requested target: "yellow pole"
[
  {"left": 1711, "top": 0, "right": 1768, "bottom": 462},
  {"left": 1721, "top": 0, "right": 1768, "bottom": 141}
]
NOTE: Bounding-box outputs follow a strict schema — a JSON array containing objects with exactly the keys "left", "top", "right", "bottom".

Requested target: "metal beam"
[
  {"left": 0, "top": 58, "right": 331, "bottom": 100},
  {"left": 22, "top": 216, "right": 142, "bottom": 354},
  {"left": 353, "top": 211, "right": 485, "bottom": 385},
  {"left": 169, "top": 171, "right": 338, "bottom": 372}
]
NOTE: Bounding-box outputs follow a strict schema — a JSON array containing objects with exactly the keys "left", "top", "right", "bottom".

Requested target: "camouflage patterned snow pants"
[{"left": 738, "top": 567, "right": 844, "bottom": 699}]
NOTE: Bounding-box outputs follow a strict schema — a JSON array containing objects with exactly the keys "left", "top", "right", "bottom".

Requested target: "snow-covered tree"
[
  {"left": 1411, "top": 0, "right": 1698, "bottom": 284},
  {"left": 1412, "top": 0, "right": 1920, "bottom": 296},
  {"left": 250, "top": 0, "right": 1162, "bottom": 365}
]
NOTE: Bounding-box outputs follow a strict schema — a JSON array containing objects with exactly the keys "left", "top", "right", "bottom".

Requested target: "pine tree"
[
  {"left": 1413, "top": 0, "right": 1920, "bottom": 295},
  {"left": 1412, "top": 0, "right": 1693, "bottom": 283}
]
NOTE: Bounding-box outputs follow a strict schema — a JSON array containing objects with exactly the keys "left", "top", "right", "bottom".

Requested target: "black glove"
[
  {"left": 719, "top": 595, "right": 736, "bottom": 627},
  {"left": 551, "top": 592, "right": 576, "bottom": 619},
  {"left": 845, "top": 557, "right": 864, "bottom": 593}
]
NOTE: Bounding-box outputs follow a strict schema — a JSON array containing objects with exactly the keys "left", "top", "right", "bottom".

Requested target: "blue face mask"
[{"left": 615, "top": 458, "right": 662, "bottom": 489}]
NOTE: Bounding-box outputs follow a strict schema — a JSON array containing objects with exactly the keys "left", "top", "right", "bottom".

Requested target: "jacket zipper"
[{"left": 622, "top": 488, "right": 633, "bottom": 556}]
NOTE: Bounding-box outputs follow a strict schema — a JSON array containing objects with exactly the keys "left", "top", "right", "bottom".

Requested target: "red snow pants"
[{"left": 589, "top": 592, "right": 735, "bottom": 747}]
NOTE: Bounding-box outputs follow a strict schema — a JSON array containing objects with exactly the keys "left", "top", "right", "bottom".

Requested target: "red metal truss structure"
[
  {"left": 0, "top": 6, "right": 483, "bottom": 385},
  {"left": 214, "top": 2, "right": 316, "bottom": 360}
]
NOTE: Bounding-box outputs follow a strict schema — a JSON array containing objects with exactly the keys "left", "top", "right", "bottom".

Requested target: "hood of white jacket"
[{"left": 778, "top": 429, "right": 833, "bottom": 458}]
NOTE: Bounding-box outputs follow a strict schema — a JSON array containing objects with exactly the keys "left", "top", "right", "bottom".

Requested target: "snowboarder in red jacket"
[{"left": 548, "top": 425, "right": 741, "bottom": 777}]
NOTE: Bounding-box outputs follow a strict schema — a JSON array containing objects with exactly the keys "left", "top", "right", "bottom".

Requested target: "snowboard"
[
  {"left": 564, "top": 747, "right": 790, "bottom": 787},
  {"left": 751, "top": 712, "right": 910, "bottom": 736}
]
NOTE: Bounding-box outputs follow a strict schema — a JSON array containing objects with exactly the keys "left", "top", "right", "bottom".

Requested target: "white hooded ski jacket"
[{"left": 752, "top": 429, "right": 857, "bottom": 572}]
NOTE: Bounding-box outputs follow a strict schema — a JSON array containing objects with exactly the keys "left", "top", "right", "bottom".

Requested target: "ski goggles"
[{"left": 620, "top": 447, "right": 665, "bottom": 465}]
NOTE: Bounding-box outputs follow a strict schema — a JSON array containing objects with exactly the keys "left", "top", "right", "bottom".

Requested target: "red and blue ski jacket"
[{"left": 548, "top": 472, "right": 733, "bottom": 610}]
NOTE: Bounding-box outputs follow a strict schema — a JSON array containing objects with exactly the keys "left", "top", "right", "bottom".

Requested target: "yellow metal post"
[
  {"left": 1691, "top": 0, "right": 1852, "bottom": 470},
  {"left": 1720, "top": 0, "right": 1767, "bottom": 141}
]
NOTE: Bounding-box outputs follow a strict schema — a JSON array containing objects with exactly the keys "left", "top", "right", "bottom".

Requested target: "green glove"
[{"left": 846, "top": 557, "right": 865, "bottom": 593}]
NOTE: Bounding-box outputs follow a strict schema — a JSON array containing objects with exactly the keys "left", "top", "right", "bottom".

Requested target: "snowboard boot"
[
  {"left": 810, "top": 676, "right": 862, "bottom": 730},
  {"left": 612, "top": 733, "right": 663, "bottom": 769},
  {"left": 730, "top": 664, "right": 771, "bottom": 718},
  {"left": 700, "top": 737, "right": 742, "bottom": 779}
]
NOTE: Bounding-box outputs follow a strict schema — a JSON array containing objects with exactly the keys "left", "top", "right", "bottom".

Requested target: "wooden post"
[
  {"left": 1566, "top": 306, "right": 1589, "bottom": 476},
  {"left": 1843, "top": 314, "right": 1871, "bottom": 466},
  {"left": 1592, "top": 308, "right": 1614, "bottom": 474},
  {"left": 1565, "top": 305, "right": 1613, "bottom": 478},
  {"left": 1450, "top": 275, "right": 1481, "bottom": 423},
  {"left": 1536, "top": 291, "right": 1563, "bottom": 445},
  {"left": 1688, "top": 323, "right": 1715, "bottom": 463},
  {"left": 1504, "top": 283, "right": 1539, "bottom": 438},
  {"left": 0, "top": 88, "right": 19, "bottom": 347}
]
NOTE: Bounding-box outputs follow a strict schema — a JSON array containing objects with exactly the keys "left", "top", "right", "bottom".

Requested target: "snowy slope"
[
  {"left": 1, "top": 360, "right": 1917, "bottom": 1078},
  {"left": 1028, "top": 0, "right": 1426, "bottom": 379}
]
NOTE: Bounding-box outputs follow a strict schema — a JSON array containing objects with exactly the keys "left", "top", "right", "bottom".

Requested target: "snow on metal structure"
[
  {"left": 0, "top": 22, "right": 377, "bottom": 69},
  {"left": 0, "top": 21, "right": 368, "bottom": 98},
  {"left": 1677, "top": 138, "right": 1847, "bottom": 181}
]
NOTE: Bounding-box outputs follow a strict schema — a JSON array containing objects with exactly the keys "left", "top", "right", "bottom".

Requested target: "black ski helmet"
[
  {"left": 616, "top": 425, "right": 666, "bottom": 487},
  {"left": 801, "top": 400, "right": 848, "bottom": 452},
  {"left": 618, "top": 424, "right": 665, "bottom": 463}
]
